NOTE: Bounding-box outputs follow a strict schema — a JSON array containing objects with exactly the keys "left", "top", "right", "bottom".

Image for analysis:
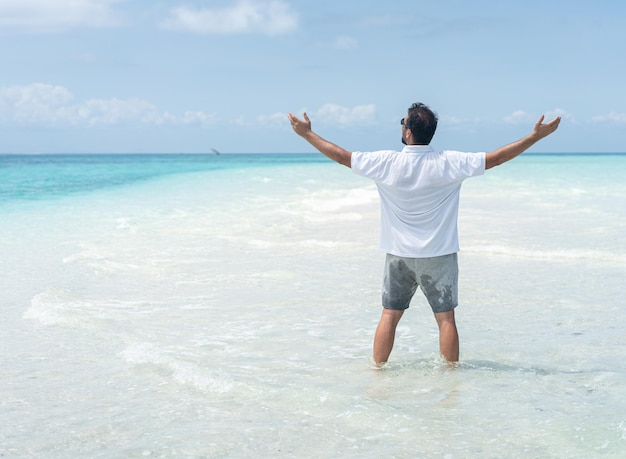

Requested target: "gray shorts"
[{"left": 382, "top": 253, "right": 458, "bottom": 313}]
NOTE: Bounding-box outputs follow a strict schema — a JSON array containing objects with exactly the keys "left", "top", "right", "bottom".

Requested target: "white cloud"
[
  {"left": 505, "top": 108, "right": 573, "bottom": 125},
  {"left": 73, "top": 98, "right": 173, "bottom": 125},
  {"left": 503, "top": 110, "right": 534, "bottom": 124},
  {"left": 258, "top": 112, "right": 288, "bottom": 127},
  {"left": 0, "top": 83, "right": 74, "bottom": 122},
  {"left": 439, "top": 115, "right": 471, "bottom": 126},
  {"left": 257, "top": 104, "right": 376, "bottom": 129},
  {"left": 332, "top": 36, "right": 358, "bottom": 51},
  {"left": 0, "top": 83, "right": 215, "bottom": 127},
  {"left": 591, "top": 111, "right": 626, "bottom": 124},
  {"left": 0, "top": 0, "right": 124, "bottom": 32},
  {"left": 180, "top": 111, "right": 218, "bottom": 125},
  {"left": 546, "top": 108, "right": 573, "bottom": 122},
  {"left": 314, "top": 103, "right": 376, "bottom": 126},
  {"left": 160, "top": 0, "right": 298, "bottom": 36}
]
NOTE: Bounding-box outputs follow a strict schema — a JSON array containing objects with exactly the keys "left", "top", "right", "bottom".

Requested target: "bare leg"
[
  {"left": 434, "top": 310, "right": 459, "bottom": 362},
  {"left": 373, "top": 308, "right": 404, "bottom": 365}
]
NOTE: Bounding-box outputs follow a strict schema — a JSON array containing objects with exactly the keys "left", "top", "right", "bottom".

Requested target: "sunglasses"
[{"left": 400, "top": 118, "right": 406, "bottom": 126}]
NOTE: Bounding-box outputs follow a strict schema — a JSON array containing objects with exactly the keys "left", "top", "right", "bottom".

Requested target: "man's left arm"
[
  {"left": 485, "top": 115, "right": 561, "bottom": 170},
  {"left": 288, "top": 112, "right": 352, "bottom": 168}
]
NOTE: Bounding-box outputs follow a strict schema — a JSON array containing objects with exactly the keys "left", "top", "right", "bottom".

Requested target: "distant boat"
[{"left": 211, "top": 148, "right": 220, "bottom": 155}]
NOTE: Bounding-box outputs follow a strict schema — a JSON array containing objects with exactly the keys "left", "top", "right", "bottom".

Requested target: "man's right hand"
[
  {"left": 288, "top": 112, "right": 312, "bottom": 138},
  {"left": 287, "top": 111, "right": 352, "bottom": 167}
]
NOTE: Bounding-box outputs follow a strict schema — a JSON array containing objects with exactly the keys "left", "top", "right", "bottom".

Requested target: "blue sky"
[{"left": 0, "top": 0, "right": 624, "bottom": 154}]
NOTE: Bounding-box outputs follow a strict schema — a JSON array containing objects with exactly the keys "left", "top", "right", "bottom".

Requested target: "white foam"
[
  {"left": 246, "top": 239, "right": 276, "bottom": 249},
  {"left": 464, "top": 244, "right": 626, "bottom": 265},
  {"left": 63, "top": 242, "right": 143, "bottom": 274},
  {"left": 23, "top": 288, "right": 80, "bottom": 326},
  {"left": 23, "top": 288, "right": 161, "bottom": 326},
  {"left": 300, "top": 187, "right": 378, "bottom": 213},
  {"left": 120, "top": 342, "right": 238, "bottom": 393},
  {"left": 62, "top": 243, "right": 109, "bottom": 264}
]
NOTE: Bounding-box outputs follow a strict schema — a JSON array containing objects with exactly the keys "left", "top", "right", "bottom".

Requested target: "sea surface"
[{"left": 1, "top": 153, "right": 625, "bottom": 458}]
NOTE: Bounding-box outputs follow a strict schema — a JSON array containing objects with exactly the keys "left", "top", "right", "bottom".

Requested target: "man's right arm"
[
  {"left": 288, "top": 112, "right": 352, "bottom": 168},
  {"left": 485, "top": 115, "right": 561, "bottom": 170}
]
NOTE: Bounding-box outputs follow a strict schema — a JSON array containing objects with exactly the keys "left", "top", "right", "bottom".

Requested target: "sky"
[{"left": 0, "top": 0, "right": 625, "bottom": 154}]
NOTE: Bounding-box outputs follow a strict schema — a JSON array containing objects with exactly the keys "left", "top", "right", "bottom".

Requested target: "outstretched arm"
[
  {"left": 485, "top": 115, "right": 561, "bottom": 170},
  {"left": 288, "top": 112, "right": 352, "bottom": 168}
]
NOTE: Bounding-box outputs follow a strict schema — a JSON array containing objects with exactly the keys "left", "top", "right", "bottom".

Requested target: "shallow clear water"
[{"left": 1, "top": 153, "right": 625, "bottom": 458}]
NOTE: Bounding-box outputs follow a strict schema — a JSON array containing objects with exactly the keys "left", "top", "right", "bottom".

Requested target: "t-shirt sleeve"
[
  {"left": 351, "top": 150, "right": 396, "bottom": 181},
  {"left": 444, "top": 150, "right": 486, "bottom": 179}
]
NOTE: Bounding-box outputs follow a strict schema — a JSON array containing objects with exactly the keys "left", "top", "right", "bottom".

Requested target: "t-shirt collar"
[{"left": 401, "top": 144, "right": 434, "bottom": 154}]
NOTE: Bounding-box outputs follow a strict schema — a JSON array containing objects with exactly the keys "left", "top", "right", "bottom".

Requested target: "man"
[{"left": 288, "top": 103, "right": 560, "bottom": 365}]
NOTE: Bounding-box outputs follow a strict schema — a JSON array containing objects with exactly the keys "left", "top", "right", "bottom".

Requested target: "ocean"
[{"left": 1, "top": 153, "right": 625, "bottom": 458}]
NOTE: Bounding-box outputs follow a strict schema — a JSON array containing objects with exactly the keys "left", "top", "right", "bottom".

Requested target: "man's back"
[{"left": 351, "top": 145, "right": 485, "bottom": 258}]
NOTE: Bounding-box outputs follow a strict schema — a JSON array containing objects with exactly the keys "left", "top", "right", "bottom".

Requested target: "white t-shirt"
[{"left": 351, "top": 145, "right": 486, "bottom": 258}]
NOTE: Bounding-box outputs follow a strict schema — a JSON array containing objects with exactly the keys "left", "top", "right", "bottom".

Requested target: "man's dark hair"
[{"left": 406, "top": 103, "right": 438, "bottom": 145}]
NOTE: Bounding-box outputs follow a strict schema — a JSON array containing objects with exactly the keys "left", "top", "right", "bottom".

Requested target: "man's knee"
[
  {"left": 381, "top": 307, "right": 404, "bottom": 324},
  {"left": 434, "top": 309, "right": 456, "bottom": 327}
]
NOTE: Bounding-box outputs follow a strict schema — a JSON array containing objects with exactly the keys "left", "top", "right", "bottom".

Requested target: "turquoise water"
[
  {"left": 0, "top": 153, "right": 326, "bottom": 204},
  {"left": 3, "top": 152, "right": 623, "bottom": 203},
  {"left": 1, "top": 153, "right": 625, "bottom": 458}
]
